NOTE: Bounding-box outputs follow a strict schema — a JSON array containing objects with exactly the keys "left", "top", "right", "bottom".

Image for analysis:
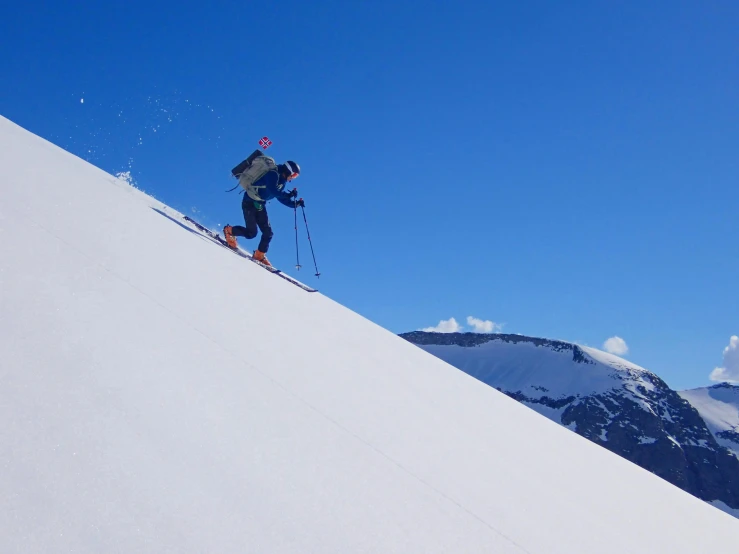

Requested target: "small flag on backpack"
[{"left": 259, "top": 136, "right": 272, "bottom": 149}]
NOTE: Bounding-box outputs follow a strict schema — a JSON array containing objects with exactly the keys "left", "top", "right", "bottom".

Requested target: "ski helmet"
[{"left": 284, "top": 160, "right": 300, "bottom": 178}]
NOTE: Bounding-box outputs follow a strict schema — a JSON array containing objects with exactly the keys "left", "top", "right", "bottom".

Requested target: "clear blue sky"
[{"left": 2, "top": 1, "right": 737, "bottom": 389}]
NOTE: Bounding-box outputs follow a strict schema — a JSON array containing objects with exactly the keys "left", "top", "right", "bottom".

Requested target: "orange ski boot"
[
  {"left": 253, "top": 250, "right": 272, "bottom": 267},
  {"left": 223, "top": 225, "right": 238, "bottom": 249}
]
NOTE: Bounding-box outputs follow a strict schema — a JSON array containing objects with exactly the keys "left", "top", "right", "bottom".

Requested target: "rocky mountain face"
[
  {"left": 680, "top": 383, "right": 739, "bottom": 460},
  {"left": 401, "top": 331, "right": 739, "bottom": 515}
]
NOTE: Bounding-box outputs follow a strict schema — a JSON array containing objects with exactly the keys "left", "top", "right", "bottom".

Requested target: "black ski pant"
[{"left": 231, "top": 197, "right": 273, "bottom": 253}]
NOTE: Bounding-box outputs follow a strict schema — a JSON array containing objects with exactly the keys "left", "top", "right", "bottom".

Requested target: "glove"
[
  {"left": 296, "top": 198, "right": 305, "bottom": 208},
  {"left": 288, "top": 188, "right": 298, "bottom": 199}
]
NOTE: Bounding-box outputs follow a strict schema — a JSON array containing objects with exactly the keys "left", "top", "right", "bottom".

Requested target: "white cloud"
[
  {"left": 421, "top": 317, "right": 462, "bottom": 333},
  {"left": 709, "top": 336, "right": 739, "bottom": 383},
  {"left": 603, "top": 336, "right": 629, "bottom": 356},
  {"left": 466, "top": 316, "right": 503, "bottom": 333},
  {"left": 421, "top": 316, "right": 502, "bottom": 334}
]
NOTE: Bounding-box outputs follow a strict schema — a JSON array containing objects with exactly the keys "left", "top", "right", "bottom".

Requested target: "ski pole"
[
  {"left": 294, "top": 200, "right": 301, "bottom": 270},
  {"left": 300, "top": 205, "right": 320, "bottom": 277}
]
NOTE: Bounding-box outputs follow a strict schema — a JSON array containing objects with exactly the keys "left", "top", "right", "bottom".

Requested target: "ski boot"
[
  {"left": 223, "top": 225, "right": 238, "bottom": 249},
  {"left": 253, "top": 250, "right": 271, "bottom": 267}
]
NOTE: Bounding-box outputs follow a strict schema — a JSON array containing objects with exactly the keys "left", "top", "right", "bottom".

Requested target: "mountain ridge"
[
  {"left": 680, "top": 383, "right": 739, "bottom": 461},
  {"left": 401, "top": 331, "right": 739, "bottom": 516}
]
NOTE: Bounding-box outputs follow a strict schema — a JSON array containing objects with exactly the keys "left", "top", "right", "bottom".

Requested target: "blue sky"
[{"left": 2, "top": 0, "right": 737, "bottom": 389}]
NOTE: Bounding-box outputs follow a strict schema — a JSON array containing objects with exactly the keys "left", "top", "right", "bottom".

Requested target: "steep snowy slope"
[
  {"left": 401, "top": 332, "right": 739, "bottom": 516},
  {"left": 680, "top": 384, "right": 739, "bottom": 459},
  {"left": 1, "top": 115, "right": 738, "bottom": 553}
]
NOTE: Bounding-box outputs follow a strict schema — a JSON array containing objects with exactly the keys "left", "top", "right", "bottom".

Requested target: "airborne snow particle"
[{"left": 80, "top": 98, "right": 84, "bottom": 104}]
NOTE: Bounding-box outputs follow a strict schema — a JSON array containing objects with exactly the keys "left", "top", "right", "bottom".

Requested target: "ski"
[{"left": 182, "top": 215, "right": 318, "bottom": 293}]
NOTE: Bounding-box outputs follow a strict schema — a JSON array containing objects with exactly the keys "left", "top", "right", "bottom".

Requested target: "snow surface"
[
  {"left": 680, "top": 386, "right": 739, "bottom": 459},
  {"left": 421, "top": 341, "right": 615, "bottom": 399},
  {"left": 1, "top": 115, "right": 738, "bottom": 552},
  {"left": 579, "top": 345, "right": 650, "bottom": 376},
  {"left": 419, "top": 340, "right": 661, "bottom": 423}
]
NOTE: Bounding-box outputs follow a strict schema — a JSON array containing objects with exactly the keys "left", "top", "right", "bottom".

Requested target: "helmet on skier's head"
[{"left": 282, "top": 160, "right": 300, "bottom": 181}]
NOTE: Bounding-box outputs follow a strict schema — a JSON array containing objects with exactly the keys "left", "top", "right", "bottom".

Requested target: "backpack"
[
  {"left": 230, "top": 149, "right": 277, "bottom": 200},
  {"left": 231, "top": 149, "right": 263, "bottom": 177}
]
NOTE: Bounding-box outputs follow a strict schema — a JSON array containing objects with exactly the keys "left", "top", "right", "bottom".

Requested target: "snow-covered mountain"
[
  {"left": 2, "top": 114, "right": 739, "bottom": 553},
  {"left": 401, "top": 331, "right": 739, "bottom": 517},
  {"left": 680, "top": 383, "right": 739, "bottom": 460}
]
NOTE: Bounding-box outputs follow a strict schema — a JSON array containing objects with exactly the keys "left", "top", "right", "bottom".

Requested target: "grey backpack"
[
  {"left": 238, "top": 155, "right": 277, "bottom": 201},
  {"left": 230, "top": 150, "right": 277, "bottom": 200}
]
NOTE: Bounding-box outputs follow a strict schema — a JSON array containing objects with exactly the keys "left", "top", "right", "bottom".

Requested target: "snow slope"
[
  {"left": 680, "top": 384, "right": 739, "bottom": 459},
  {"left": 1, "top": 115, "right": 737, "bottom": 553}
]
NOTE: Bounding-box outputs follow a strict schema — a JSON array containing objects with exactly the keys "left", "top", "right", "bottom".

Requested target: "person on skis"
[{"left": 224, "top": 160, "right": 304, "bottom": 267}]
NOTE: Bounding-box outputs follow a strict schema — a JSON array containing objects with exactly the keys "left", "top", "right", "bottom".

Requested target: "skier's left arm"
[{"left": 276, "top": 187, "right": 299, "bottom": 208}]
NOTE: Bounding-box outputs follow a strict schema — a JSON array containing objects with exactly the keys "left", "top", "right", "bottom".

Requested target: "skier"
[{"left": 224, "top": 160, "right": 304, "bottom": 267}]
